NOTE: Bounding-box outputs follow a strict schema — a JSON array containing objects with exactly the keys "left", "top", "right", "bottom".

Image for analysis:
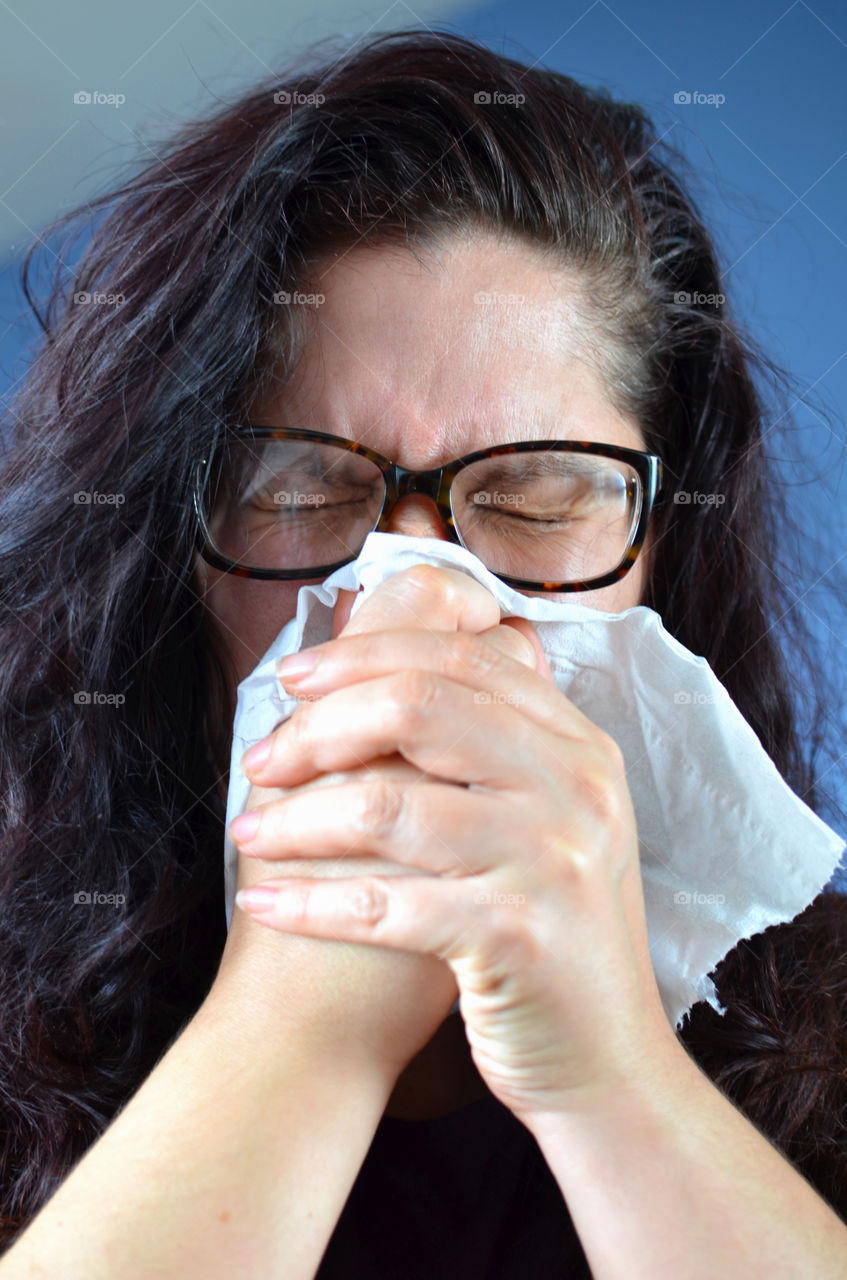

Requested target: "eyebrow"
[
  {"left": 468, "top": 451, "right": 605, "bottom": 482},
  {"left": 252, "top": 423, "right": 609, "bottom": 473}
]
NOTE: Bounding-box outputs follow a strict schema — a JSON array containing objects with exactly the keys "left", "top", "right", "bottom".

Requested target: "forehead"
[{"left": 253, "top": 236, "right": 645, "bottom": 466}]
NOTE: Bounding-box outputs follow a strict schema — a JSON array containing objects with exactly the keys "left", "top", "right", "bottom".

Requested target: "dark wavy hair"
[{"left": 1, "top": 27, "right": 845, "bottom": 1250}]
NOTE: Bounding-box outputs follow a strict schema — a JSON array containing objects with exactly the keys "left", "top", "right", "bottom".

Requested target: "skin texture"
[
  {"left": 195, "top": 233, "right": 650, "bottom": 690},
  {"left": 194, "top": 232, "right": 656, "bottom": 1118}
]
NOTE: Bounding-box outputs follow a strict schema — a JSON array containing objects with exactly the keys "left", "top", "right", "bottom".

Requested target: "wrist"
[
  {"left": 523, "top": 1032, "right": 696, "bottom": 1147},
  {"left": 524, "top": 1037, "right": 713, "bottom": 1196},
  {"left": 204, "top": 938, "right": 402, "bottom": 1101}
]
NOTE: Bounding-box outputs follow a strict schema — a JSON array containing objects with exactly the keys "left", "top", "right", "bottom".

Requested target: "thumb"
[
  {"left": 498, "top": 616, "right": 555, "bottom": 682},
  {"left": 330, "top": 586, "right": 364, "bottom": 640}
]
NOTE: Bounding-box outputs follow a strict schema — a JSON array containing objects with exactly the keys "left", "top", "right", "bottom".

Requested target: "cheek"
[
  {"left": 577, "top": 556, "right": 647, "bottom": 613},
  {"left": 519, "top": 555, "right": 647, "bottom": 613},
  {"left": 194, "top": 554, "right": 323, "bottom": 688}
]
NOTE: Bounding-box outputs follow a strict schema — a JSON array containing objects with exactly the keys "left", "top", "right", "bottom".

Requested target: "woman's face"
[{"left": 194, "top": 233, "right": 652, "bottom": 710}]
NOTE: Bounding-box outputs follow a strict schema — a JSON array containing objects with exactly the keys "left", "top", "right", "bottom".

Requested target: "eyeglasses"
[{"left": 192, "top": 426, "right": 663, "bottom": 592}]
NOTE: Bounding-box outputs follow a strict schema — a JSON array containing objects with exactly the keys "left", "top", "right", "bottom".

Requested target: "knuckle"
[
  {"left": 281, "top": 703, "right": 309, "bottom": 752},
  {"left": 387, "top": 667, "right": 442, "bottom": 716},
  {"left": 449, "top": 630, "right": 504, "bottom": 678},
  {"left": 355, "top": 779, "right": 404, "bottom": 837},
  {"left": 573, "top": 760, "right": 626, "bottom": 828},
  {"left": 482, "top": 906, "right": 537, "bottom": 965},
  {"left": 595, "top": 729, "right": 626, "bottom": 774},
  {"left": 286, "top": 883, "right": 313, "bottom": 921},
  {"left": 400, "top": 563, "right": 453, "bottom": 599},
  {"left": 349, "top": 878, "right": 389, "bottom": 925},
  {"left": 540, "top": 830, "right": 592, "bottom": 885}
]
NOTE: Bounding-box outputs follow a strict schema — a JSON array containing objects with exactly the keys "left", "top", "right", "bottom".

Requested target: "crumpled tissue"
[{"left": 223, "top": 532, "right": 845, "bottom": 1031}]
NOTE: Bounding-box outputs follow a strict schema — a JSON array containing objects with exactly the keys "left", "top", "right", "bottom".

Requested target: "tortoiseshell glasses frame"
[{"left": 192, "top": 425, "right": 663, "bottom": 592}]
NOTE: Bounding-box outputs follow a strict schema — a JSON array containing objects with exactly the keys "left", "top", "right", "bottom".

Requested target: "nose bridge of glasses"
[
  {"left": 394, "top": 463, "right": 443, "bottom": 503},
  {"left": 383, "top": 464, "right": 450, "bottom": 539}
]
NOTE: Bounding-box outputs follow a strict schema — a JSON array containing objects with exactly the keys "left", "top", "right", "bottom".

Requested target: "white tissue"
[{"left": 223, "top": 532, "right": 845, "bottom": 1032}]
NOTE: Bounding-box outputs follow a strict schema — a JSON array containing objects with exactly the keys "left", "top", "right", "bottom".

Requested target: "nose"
[
  {"left": 382, "top": 493, "right": 451, "bottom": 543},
  {"left": 330, "top": 494, "right": 451, "bottom": 638}
]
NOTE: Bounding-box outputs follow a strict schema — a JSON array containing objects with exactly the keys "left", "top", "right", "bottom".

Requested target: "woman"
[{"left": 0, "top": 27, "right": 845, "bottom": 1278}]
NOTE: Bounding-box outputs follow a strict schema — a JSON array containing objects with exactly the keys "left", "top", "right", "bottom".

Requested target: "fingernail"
[
  {"left": 277, "top": 649, "right": 322, "bottom": 684},
  {"left": 235, "top": 887, "right": 278, "bottom": 913},
  {"left": 242, "top": 736, "right": 273, "bottom": 772},
  {"left": 229, "top": 810, "right": 261, "bottom": 843}
]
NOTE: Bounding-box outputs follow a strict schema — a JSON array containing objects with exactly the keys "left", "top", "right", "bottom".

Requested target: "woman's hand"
[
  {"left": 223, "top": 755, "right": 463, "bottom": 1078},
  {"left": 229, "top": 564, "right": 679, "bottom": 1123}
]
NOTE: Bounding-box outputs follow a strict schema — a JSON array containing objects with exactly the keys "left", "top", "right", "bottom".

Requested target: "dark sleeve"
[{"left": 678, "top": 890, "right": 847, "bottom": 1222}]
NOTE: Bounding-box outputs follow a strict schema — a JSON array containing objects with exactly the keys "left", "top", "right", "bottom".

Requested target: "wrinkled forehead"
[{"left": 251, "top": 237, "right": 645, "bottom": 468}]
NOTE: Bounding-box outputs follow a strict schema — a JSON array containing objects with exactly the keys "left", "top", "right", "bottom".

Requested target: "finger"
[
  {"left": 336, "top": 564, "right": 503, "bottom": 640},
  {"left": 330, "top": 586, "right": 362, "bottom": 640},
  {"left": 234, "top": 872, "right": 513, "bottom": 973},
  {"left": 273, "top": 626, "right": 600, "bottom": 746},
  {"left": 245, "top": 670, "right": 614, "bottom": 806},
  {"left": 231, "top": 775, "right": 515, "bottom": 876},
  {"left": 499, "top": 616, "right": 555, "bottom": 684},
  {"left": 475, "top": 621, "right": 538, "bottom": 669}
]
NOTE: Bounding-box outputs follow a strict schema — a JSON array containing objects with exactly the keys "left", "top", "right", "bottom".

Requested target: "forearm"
[
  {"left": 529, "top": 1041, "right": 847, "bottom": 1280},
  {"left": 1, "top": 980, "right": 393, "bottom": 1279}
]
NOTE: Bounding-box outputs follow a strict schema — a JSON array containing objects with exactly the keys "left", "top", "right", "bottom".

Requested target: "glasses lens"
[
  {"left": 450, "top": 450, "right": 641, "bottom": 584},
  {"left": 202, "top": 437, "right": 385, "bottom": 571}
]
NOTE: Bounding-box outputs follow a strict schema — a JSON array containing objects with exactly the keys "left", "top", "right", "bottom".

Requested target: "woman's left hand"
[{"left": 230, "top": 563, "right": 680, "bottom": 1124}]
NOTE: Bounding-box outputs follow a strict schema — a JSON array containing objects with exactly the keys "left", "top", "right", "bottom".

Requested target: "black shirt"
[{"left": 316, "top": 1091, "right": 593, "bottom": 1278}]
